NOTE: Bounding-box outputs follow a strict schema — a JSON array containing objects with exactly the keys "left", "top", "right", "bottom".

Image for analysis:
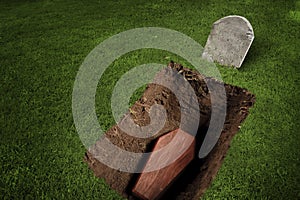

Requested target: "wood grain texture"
[{"left": 132, "top": 129, "right": 196, "bottom": 200}]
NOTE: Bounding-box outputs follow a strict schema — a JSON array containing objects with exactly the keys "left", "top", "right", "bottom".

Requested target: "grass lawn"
[{"left": 0, "top": 0, "right": 299, "bottom": 199}]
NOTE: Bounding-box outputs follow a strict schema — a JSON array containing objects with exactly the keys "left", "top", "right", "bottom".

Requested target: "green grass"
[{"left": 0, "top": 0, "right": 299, "bottom": 199}]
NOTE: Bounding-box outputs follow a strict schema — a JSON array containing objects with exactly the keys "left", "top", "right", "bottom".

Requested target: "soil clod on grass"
[{"left": 84, "top": 62, "right": 255, "bottom": 200}]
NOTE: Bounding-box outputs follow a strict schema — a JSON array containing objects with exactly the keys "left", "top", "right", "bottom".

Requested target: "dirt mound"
[{"left": 84, "top": 62, "right": 255, "bottom": 199}]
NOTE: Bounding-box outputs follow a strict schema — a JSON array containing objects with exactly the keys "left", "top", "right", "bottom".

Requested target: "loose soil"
[{"left": 84, "top": 62, "right": 255, "bottom": 200}]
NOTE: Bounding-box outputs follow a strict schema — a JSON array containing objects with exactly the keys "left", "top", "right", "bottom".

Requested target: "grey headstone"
[{"left": 202, "top": 15, "right": 254, "bottom": 68}]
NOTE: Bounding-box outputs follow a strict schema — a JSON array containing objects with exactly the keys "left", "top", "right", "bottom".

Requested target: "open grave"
[{"left": 84, "top": 62, "right": 255, "bottom": 200}]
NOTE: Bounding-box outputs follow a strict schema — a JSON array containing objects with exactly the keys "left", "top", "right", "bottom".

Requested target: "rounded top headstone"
[{"left": 202, "top": 15, "right": 254, "bottom": 68}]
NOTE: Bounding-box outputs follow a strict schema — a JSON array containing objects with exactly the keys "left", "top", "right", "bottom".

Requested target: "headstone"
[{"left": 202, "top": 15, "right": 254, "bottom": 68}]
